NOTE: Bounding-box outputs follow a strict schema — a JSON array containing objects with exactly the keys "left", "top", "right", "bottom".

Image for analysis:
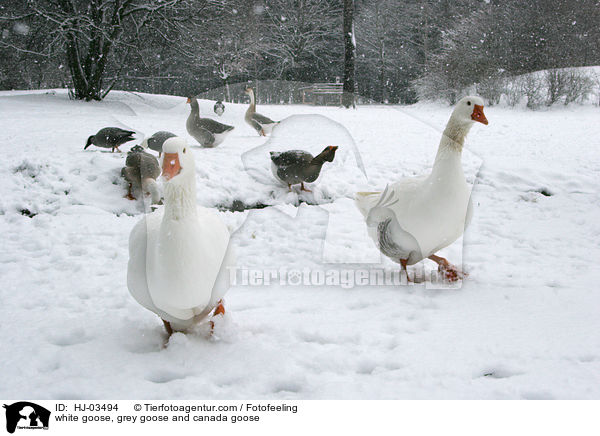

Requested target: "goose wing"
[
  {"left": 270, "top": 150, "right": 313, "bottom": 166},
  {"left": 198, "top": 118, "right": 234, "bottom": 134},
  {"left": 366, "top": 185, "right": 423, "bottom": 262},
  {"left": 251, "top": 112, "right": 277, "bottom": 125},
  {"left": 104, "top": 127, "right": 135, "bottom": 140}
]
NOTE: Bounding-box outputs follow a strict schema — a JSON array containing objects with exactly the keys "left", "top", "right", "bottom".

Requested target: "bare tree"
[
  {"left": 545, "top": 69, "right": 568, "bottom": 105},
  {"left": 355, "top": 0, "right": 410, "bottom": 103},
  {"left": 261, "top": 0, "right": 342, "bottom": 82},
  {"left": 563, "top": 69, "right": 595, "bottom": 105},
  {"left": 189, "top": 1, "right": 260, "bottom": 101},
  {"left": 342, "top": 0, "right": 355, "bottom": 108},
  {"left": 2, "top": 0, "right": 599, "bottom": 103},
  {"left": 1, "top": 0, "right": 197, "bottom": 100}
]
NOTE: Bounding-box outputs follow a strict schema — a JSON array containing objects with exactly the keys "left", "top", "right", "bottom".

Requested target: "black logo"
[{"left": 3, "top": 402, "right": 50, "bottom": 433}]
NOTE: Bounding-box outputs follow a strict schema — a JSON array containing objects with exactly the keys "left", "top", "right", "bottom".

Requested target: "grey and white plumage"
[
  {"left": 186, "top": 97, "right": 234, "bottom": 147},
  {"left": 121, "top": 145, "right": 161, "bottom": 204},
  {"left": 141, "top": 131, "right": 176, "bottom": 156},
  {"left": 366, "top": 185, "right": 423, "bottom": 264},
  {"left": 244, "top": 87, "right": 279, "bottom": 136},
  {"left": 270, "top": 146, "right": 338, "bottom": 188},
  {"left": 84, "top": 127, "right": 135, "bottom": 152},
  {"left": 214, "top": 101, "right": 225, "bottom": 116},
  {"left": 355, "top": 96, "right": 488, "bottom": 281}
]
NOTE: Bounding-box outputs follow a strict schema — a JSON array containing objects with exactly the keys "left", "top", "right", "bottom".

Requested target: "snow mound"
[{"left": 241, "top": 114, "right": 366, "bottom": 207}]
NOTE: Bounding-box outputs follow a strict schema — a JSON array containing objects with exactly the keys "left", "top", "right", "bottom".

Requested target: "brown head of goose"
[
  {"left": 84, "top": 127, "right": 135, "bottom": 152},
  {"left": 244, "top": 87, "right": 279, "bottom": 136},
  {"left": 186, "top": 97, "right": 234, "bottom": 147},
  {"left": 121, "top": 145, "right": 161, "bottom": 204},
  {"left": 270, "top": 146, "right": 338, "bottom": 192}
]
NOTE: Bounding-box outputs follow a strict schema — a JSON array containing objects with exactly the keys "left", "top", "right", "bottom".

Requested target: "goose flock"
[{"left": 82, "top": 91, "right": 488, "bottom": 341}]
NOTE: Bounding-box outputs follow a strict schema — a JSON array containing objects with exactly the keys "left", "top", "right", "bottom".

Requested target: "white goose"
[
  {"left": 355, "top": 96, "right": 488, "bottom": 281},
  {"left": 127, "top": 137, "right": 235, "bottom": 337}
]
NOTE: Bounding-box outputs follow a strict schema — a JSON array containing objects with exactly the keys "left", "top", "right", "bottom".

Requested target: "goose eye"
[
  {"left": 467, "top": 101, "right": 471, "bottom": 106},
  {"left": 183, "top": 148, "right": 186, "bottom": 153}
]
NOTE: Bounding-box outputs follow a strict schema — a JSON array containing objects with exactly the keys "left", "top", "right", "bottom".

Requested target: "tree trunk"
[
  {"left": 379, "top": 37, "right": 386, "bottom": 103},
  {"left": 63, "top": 1, "right": 121, "bottom": 101},
  {"left": 65, "top": 34, "right": 88, "bottom": 99},
  {"left": 379, "top": 60, "right": 385, "bottom": 103},
  {"left": 65, "top": 29, "right": 109, "bottom": 100},
  {"left": 376, "top": 2, "right": 385, "bottom": 103},
  {"left": 342, "top": 0, "right": 355, "bottom": 108}
]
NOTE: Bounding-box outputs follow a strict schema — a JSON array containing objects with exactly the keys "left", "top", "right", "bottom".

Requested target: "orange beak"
[
  {"left": 186, "top": 97, "right": 191, "bottom": 104},
  {"left": 471, "top": 104, "right": 488, "bottom": 125},
  {"left": 162, "top": 153, "right": 181, "bottom": 180}
]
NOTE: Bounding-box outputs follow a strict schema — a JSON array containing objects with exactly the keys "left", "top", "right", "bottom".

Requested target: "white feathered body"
[
  {"left": 127, "top": 141, "right": 234, "bottom": 330},
  {"left": 356, "top": 145, "right": 473, "bottom": 265},
  {"left": 127, "top": 205, "right": 234, "bottom": 329}
]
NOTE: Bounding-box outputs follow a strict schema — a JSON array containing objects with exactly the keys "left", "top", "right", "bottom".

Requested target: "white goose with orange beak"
[
  {"left": 355, "top": 96, "right": 488, "bottom": 281},
  {"left": 127, "top": 137, "right": 235, "bottom": 338}
]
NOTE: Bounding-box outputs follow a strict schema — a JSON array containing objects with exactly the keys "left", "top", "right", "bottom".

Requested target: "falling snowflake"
[{"left": 13, "top": 22, "right": 30, "bottom": 35}]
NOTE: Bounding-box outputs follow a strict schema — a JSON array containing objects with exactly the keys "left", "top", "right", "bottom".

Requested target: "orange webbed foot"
[
  {"left": 438, "top": 263, "right": 467, "bottom": 282},
  {"left": 210, "top": 300, "right": 225, "bottom": 334}
]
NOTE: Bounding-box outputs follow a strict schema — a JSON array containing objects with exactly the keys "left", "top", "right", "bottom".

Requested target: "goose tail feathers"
[{"left": 355, "top": 191, "right": 382, "bottom": 218}]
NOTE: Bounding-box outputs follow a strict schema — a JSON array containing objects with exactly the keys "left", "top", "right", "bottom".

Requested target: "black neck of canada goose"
[
  {"left": 311, "top": 146, "right": 338, "bottom": 165},
  {"left": 84, "top": 135, "right": 95, "bottom": 149}
]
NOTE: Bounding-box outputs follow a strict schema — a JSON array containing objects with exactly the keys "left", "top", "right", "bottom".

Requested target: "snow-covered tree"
[
  {"left": 1, "top": 0, "right": 200, "bottom": 100},
  {"left": 189, "top": 1, "right": 260, "bottom": 101},
  {"left": 416, "top": 0, "right": 600, "bottom": 103},
  {"left": 355, "top": 0, "right": 414, "bottom": 103},
  {"left": 260, "top": 0, "right": 342, "bottom": 82},
  {"left": 2, "top": 0, "right": 598, "bottom": 103}
]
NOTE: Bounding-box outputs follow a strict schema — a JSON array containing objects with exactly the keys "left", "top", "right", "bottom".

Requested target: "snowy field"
[{"left": 1, "top": 89, "right": 599, "bottom": 399}]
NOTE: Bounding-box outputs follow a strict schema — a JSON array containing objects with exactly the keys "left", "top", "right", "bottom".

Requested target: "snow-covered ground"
[{"left": 1, "top": 89, "right": 599, "bottom": 399}]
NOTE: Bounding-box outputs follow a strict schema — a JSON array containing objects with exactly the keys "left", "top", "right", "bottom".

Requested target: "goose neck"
[
  {"left": 439, "top": 117, "right": 472, "bottom": 152},
  {"left": 163, "top": 177, "right": 197, "bottom": 220},
  {"left": 248, "top": 90, "right": 256, "bottom": 111},
  {"left": 190, "top": 99, "right": 199, "bottom": 115},
  {"left": 311, "top": 150, "right": 330, "bottom": 166},
  {"left": 430, "top": 119, "right": 471, "bottom": 180}
]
